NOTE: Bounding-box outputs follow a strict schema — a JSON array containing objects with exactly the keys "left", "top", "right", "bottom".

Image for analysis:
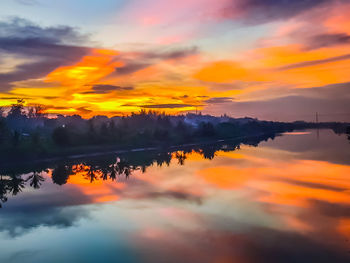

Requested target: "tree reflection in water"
[{"left": 0, "top": 133, "right": 276, "bottom": 208}]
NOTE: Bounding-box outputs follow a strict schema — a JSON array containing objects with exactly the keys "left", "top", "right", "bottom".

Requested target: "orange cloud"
[
  {"left": 194, "top": 61, "right": 250, "bottom": 83},
  {"left": 46, "top": 49, "right": 122, "bottom": 88}
]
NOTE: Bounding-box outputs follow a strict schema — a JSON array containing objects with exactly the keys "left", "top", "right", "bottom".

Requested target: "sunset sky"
[{"left": 0, "top": 0, "right": 350, "bottom": 121}]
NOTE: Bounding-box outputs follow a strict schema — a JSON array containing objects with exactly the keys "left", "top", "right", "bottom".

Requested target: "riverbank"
[{"left": 0, "top": 131, "right": 278, "bottom": 169}]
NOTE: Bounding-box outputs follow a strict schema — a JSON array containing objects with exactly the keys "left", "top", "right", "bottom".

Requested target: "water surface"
[{"left": 1, "top": 129, "right": 350, "bottom": 263}]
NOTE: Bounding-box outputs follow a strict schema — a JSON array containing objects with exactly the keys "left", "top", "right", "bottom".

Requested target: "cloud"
[
  {"left": 0, "top": 18, "right": 91, "bottom": 91},
  {"left": 130, "top": 190, "right": 202, "bottom": 205},
  {"left": 140, "top": 103, "right": 197, "bottom": 109},
  {"left": 310, "top": 199, "right": 350, "bottom": 218},
  {"left": 116, "top": 62, "right": 151, "bottom": 75},
  {"left": 221, "top": 0, "right": 333, "bottom": 25},
  {"left": 76, "top": 107, "right": 92, "bottom": 114},
  {"left": 277, "top": 53, "right": 350, "bottom": 70},
  {"left": 194, "top": 61, "right": 249, "bottom": 83},
  {"left": 0, "top": 183, "right": 92, "bottom": 237},
  {"left": 204, "top": 82, "right": 350, "bottom": 122},
  {"left": 274, "top": 177, "right": 348, "bottom": 192},
  {"left": 305, "top": 33, "right": 350, "bottom": 50},
  {"left": 296, "top": 81, "right": 350, "bottom": 99},
  {"left": 155, "top": 46, "right": 198, "bottom": 60},
  {"left": 205, "top": 97, "right": 234, "bottom": 104},
  {"left": 115, "top": 46, "right": 198, "bottom": 76},
  {"left": 0, "top": 17, "right": 88, "bottom": 45},
  {"left": 83, "top": 84, "right": 134, "bottom": 94}
]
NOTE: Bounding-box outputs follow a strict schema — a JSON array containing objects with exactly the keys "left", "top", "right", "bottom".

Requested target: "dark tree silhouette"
[
  {"left": 84, "top": 166, "right": 99, "bottom": 183},
  {"left": 26, "top": 172, "right": 45, "bottom": 189},
  {"left": 7, "top": 174, "right": 25, "bottom": 195},
  {"left": 175, "top": 152, "right": 187, "bottom": 165},
  {"left": 0, "top": 175, "right": 9, "bottom": 208},
  {"left": 52, "top": 127, "right": 70, "bottom": 146},
  {"left": 7, "top": 99, "right": 25, "bottom": 119},
  {"left": 52, "top": 165, "right": 72, "bottom": 185},
  {"left": 197, "top": 122, "right": 216, "bottom": 137},
  {"left": 199, "top": 146, "right": 216, "bottom": 160},
  {"left": 109, "top": 164, "right": 117, "bottom": 181},
  {"left": 12, "top": 131, "right": 20, "bottom": 147}
]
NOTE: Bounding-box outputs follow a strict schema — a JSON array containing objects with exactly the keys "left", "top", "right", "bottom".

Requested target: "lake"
[{"left": 1, "top": 129, "right": 350, "bottom": 263}]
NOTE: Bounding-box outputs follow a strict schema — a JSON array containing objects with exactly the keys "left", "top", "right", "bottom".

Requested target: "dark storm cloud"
[
  {"left": 0, "top": 18, "right": 91, "bottom": 91},
  {"left": 277, "top": 53, "right": 350, "bottom": 70},
  {"left": 221, "top": 0, "right": 332, "bottom": 24},
  {"left": 83, "top": 84, "right": 134, "bottom": 94},
  {"left": 305, "top": 33, "right": 350, "bottom": 50},
  {"left": 205, "top": 97, "right": 233, "bottom": 104}
]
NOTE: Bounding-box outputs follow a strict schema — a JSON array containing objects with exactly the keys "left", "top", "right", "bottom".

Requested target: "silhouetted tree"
[
  {"left": 200, "top": 146, "right": 216, "bottom": 160},
  {"left": 100, "top": 122, "right": 108, "bottom": 140},
  {"left": 8, "top": 99, "right": 25, "bottom": 119},
  {"left": 0, "top": 175, "right": 9, "bottom": 208},
  {"left": 85, "top": 166, "right": 99, "bottom": 183},
  {"left": 7, "top": 174, "right": 25, "bottom": 195},
  {"left": 28, "top": 105, "right": 46, "bottom": 118},
  {"left": 87, "top": 119, "right": 96, "bottom": 142},
  {"left": 31, "top": 131, "right": 40, "bottom": 146},
  {"left": 153, "top": 128, "right": 169, "bottom": 141},
  {"left": 52, "top": 127, "right": 70, "bottom": 146},
  {"left": 109, "top": 120, "right": 116, "bottom": 132},
  {"left": 109, "top": 164, "right": 117, "bottom": 181},
  {"left": 0, "top": 118, "right": 8, "bottom": 145},
  {"left": 12, "top": 131, "right": 20, "bottom": 147},
  {"left": 175, "top": 152, "right": 187, "bottom": 165},
  {"left": 197, "top": 122, "right": 216, "bottom": 137},
  {"left": 52, "top": 165, "right": 72, "bottom": 185},
  {"left": 26, "top": 172, "right": 45, "bottom": 189}
]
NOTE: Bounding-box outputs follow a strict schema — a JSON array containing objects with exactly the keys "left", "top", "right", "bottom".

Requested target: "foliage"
[
  {"left": 0, "top": 100, "right": 348, "bottom": 161},
  {"left": 52, "top": 127, "right": 70, "bottom": 146}
]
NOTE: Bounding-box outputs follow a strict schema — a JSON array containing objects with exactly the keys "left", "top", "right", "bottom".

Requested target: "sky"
[{"left": 0, "top": 0, "right": 349, "bottom": 121}]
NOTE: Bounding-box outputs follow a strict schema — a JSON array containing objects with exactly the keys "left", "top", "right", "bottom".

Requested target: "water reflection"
[
  {"left": 0, "top": 133, "right": 274, "bottom": 208},
  {"left": 1, "top": 130, "right": 350, "bottom": 263}
]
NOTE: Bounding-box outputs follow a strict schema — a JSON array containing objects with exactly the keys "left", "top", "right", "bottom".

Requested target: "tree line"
[{"left": 0, "top": 99, "right": 348, "bottom": 162}]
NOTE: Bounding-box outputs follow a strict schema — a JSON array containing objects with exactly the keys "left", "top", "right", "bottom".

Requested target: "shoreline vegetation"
[
  {"left": 1, "top": 100, "right": 349, "bottom": 165},
  {"left": 2, "top": 132, "right": 275, "bottom": 168}
]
